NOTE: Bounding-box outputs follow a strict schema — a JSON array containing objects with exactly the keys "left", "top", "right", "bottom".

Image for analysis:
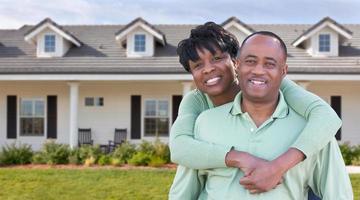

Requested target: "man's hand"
[
  {"left": 225, "top": 150, "right": 285, "bottom": 194},
  {"left": 239, "top": 159, "right": 284, "bottom": 194}
]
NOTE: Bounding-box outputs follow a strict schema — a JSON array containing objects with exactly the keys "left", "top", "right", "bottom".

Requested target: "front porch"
[{"left": 0, "top": 80, "right": 194, "bottom": 150}]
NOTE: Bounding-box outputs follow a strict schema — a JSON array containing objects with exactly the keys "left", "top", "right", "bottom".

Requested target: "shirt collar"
[{"left": 230, "top": 91, "right": 289, "bottom": 119}]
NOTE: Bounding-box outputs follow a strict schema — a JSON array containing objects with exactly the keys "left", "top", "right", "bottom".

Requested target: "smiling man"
[
  {"left": 190, "top": 32, "right": 353, "bottom": 199},
  {"left": 169, "top": 23, "right": 346, "bottom": 200}
]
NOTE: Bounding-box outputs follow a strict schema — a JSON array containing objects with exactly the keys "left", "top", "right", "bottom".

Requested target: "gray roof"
[{"left": 1, "top": 18, "right": 360, "bottom": 75}]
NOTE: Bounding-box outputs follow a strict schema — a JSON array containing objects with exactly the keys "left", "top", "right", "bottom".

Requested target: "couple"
[{"left": 169, "top": 22, "right": 353, "bottom": 199}]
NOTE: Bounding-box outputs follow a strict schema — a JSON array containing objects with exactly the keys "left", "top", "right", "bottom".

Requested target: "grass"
[{"left": 0, "top": 168, "right": 358, "bottom": 200}]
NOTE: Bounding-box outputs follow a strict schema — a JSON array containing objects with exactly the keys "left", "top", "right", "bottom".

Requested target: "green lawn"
[{"left": 0, "top": 168, "right": 358, "bottom": 200}]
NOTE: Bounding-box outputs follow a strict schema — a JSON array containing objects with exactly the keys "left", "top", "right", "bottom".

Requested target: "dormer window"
[
  {"left": 44, "top": 34, "right": 56, "bottom": 52},
  {"left": 134, "top": 34, "right": 146, "bottom": 52},
  {"left": 24, "top": 18, "right": 81, "bottom": 58},
  {"left": 115, "top": 18, "right": 166, "bottom": 57},
  {"left": 319, "top": 34, "right": 330, "bottom": 52}
]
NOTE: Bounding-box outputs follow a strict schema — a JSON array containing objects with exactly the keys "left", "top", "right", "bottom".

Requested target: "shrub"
[
  {"left": 98, "top": 155, "right": 111, "bottom": 166},
  {"left": 128, "top": 152, "right": 151, "bottom": 166},
  {"left": 111, "top": 158, "right": 124, "bottom": 166},
  {"left": 36, "top": 141, "right": 70, "bottom": 165},
  {"left": 68, "top": 148, "right": 81, "bottom": 165},
  {"left": 153, "top": 139, "right": 171, "bottom": 163},
  {"left": 340, "top": 143, "right": 354, "bottom": 165},
  {"left": 111, "top": 142, "right": 136, "bottom": 164},
  {"left": 78, "top": 145, "right": 103, "bottom": 164},
  {"left": 32, "top": 152, "right": 47, "bottom": 164},
  {"left": 127, "top": 140, "right": 170, "bottom": 166},
  {"left": 84, "top": 156, "right": 96, "bottom": 167},
  {"left": 0, "top": 143, "right": 33, "bottom": 165},
  {"left": 138, "top": 140, "right": 156, "bottom": 155},
  {"left": 148, "top": 155, "right": 167, "bottom": 167}
]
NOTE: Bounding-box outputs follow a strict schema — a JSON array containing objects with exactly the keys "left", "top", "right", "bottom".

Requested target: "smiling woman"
[{"left": 188, "top": 48, "right": 239, "bottom": 106}]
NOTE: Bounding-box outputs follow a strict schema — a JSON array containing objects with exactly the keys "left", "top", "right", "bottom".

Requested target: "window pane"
[
  {"left": 319, "top": 34, "right": 330, "bottom": 52},
  {"left": 21, "top": 100, "right": 33, "bottom": 116},
  {"left": 33, "top": 118, "right": 44, "bottom": 135},
  {"left": 44, "top": 35, "right": 56, "bottom": 52},
  {"left": 20, "top": 118, "right": 33, "bottom": 135},
  {"left": 35, "top": 100, "right": 44, "bottom": 116},
  {"left": 134, "top": 34, "right": 146, "bottom": 52},
  {"left": 85, "top": 97, "right": 94, "bottom": 106},
  {"left": 158, "top": 100, "right": 168, "bottom": 117},
  {"left": 157, "top": 118, "right": 169, "bottom": 136},
  {"left": 144, "top": 118, "right": 156, "bottom": 136},
  {"left": 95, "top": 97, "right": 104, "bottom": 106},
  {"left": 145, "top": 100, "right": 156, "bottom": 116}
]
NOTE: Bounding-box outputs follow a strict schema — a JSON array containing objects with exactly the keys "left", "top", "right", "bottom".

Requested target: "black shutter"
[
  {"left": 331, "top": 96, "right": 342, "bottom": 140},
  {"left": 172, "top": 95, "right": 182, "bottom": 123},
  {"left": 7, "top": 96, "right": 17, "bottom": 139},
  {"left": 47, "top": 96, "right": 57, "bottom": 139},
  {"left": 131, "top": 95, "right": 141, "bottom": 139}
]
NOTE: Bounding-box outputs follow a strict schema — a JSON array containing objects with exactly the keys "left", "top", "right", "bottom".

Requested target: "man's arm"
[
  {"left": 308, "top": 138, "right": 353, "bottom": 199},
  {"left": 170, "top": 89, "right": 230, "bottom": 169}
]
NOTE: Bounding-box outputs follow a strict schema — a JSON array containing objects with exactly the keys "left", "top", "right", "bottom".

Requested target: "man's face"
[
  {"left": 188, "top": 47, "right": 238, "bottom": 98},
  {"left": 237, "top": 35, "right": 288, "bottom": 103}
]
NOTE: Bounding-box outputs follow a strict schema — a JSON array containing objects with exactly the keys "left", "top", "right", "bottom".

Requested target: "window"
[
  {"left": 319, "top": 34, "right": 330, "bottom": 52},
  {"left": 44, "top": 35, "right": 56, "bottom": 52},
  {"left": 20, "top": 99, "right": 45, "bottom": 136},
  {"left": 85, "top": 97, "right": 104, "bottom": 106},
  {"left": 144, "top": 100, "right": 169, "bottom": 136},
  {"left": 134, "top": 34, "right": 146, "bottom": 52},
  {"left": 331, "top": 96, "right": 342, "bottom": 140}
]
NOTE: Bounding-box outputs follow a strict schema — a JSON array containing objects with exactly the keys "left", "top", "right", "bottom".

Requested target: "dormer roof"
[
  {"left": 292, "top": 17, "right": 352, "bottom": 47},
  {"left": 221, "top": 16, "right": 255, "bottom": 35},
  {"left": 115, "top": 17, "right": 166, "bottom": 46},
  {"left": 24, "top": 18, "right": 82, "bottom": 47}
]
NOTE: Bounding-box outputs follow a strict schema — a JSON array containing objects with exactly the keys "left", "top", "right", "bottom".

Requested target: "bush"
[
  {"left": 84, "top": 156, "right": 96, "bottom": 167},
  {"left": 0, "top": 143, "right": 33, "bottom": 165},
  {"left": 68, "top": 148, "right": 81, "bottom": 165},
  {"left": 340, "top": 143, "right": 354, "bottom": 165},
  {"left": 127, "top": 140, "right": 170, "bottom": 166},
  {"left": 111, "top": 158, "right": 124, "bottom": 166},
  {"left": 153, "top": 139, "right": 171, "bottom": 163},
  {"left": 35, "top": 141, "right": 70, "bottom": 165},
  {"left": 32, "top": 152, "right": 47, "bottom": 164},
  {"left": 98, "top": 155, "right": 111, "bottom": 166},
  {"left": 138, "top": 140, "right": 156, "bottom": 155},
  {"left": 112, "top": 142, "right": 136, "bottom": 164},
  {"left": 128, "top": 152, "right": 151, "bottom": 166},
  {"left": 78, "top": 145, "right": 103, "bottom": 164},
  {"left": 148, "top": 155, "right": 167, "bottom": 167},
  {"left": 339, "top": 143, "right": 360, "bottom": 165}
]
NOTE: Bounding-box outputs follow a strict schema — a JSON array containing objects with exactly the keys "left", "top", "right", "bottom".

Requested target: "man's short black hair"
[
  {"left": 177, "top": 22, "right": 239, "bottom": 72},
  {"left": 239, "top": 31, "right": 287, "bottom": 60}
]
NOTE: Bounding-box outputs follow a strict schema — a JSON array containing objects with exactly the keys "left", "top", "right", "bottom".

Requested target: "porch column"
[
  {"left": 68, "top": 82, "right": 79, "bottom": 149},
  {"left": 297, "top": 81, "right": 311, "bottom": 90},
  {"left": 182, "top": 82, "right": 193, "bottom": 96}
]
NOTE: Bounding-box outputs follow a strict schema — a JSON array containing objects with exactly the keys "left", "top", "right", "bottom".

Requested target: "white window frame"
[
  {"left": 134, "top": 34, "right": 146, "bottom": 52},
  {"left": 44, "top": 34, "right": 56, "bottom": 53},
  {"left": 143, "top": 98, "right": 170, "bottom": 137},
  {"left": 19, "top": 98, "right": 46, "bottom": 136},
  {"left": 318, "top": 33, "right": 331, "bottom": 52}
]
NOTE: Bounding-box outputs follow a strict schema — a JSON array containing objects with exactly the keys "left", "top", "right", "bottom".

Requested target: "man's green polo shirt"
[{"left": 194, "top": 91, "right": 352, "bottom": 200}]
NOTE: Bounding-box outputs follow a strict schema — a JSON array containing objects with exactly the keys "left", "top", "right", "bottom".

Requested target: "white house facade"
[{"left": 0, "top": 17, "right": 360, "bottom": 150}]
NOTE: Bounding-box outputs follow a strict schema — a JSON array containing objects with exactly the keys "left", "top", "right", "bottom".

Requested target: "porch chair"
[
  {"left": 108, "top": 128, "right": 127, "bottom": 152},
  {"left": 78, "top": 128, "right": 93, "bottom": 147}
]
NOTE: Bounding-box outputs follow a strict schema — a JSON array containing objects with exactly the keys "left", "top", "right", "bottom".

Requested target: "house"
[{"left": 0, "top": 16, "right": 359, "bottom": 150}]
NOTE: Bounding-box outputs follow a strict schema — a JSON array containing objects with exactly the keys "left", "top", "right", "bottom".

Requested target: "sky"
[{"left": 0, "top": 0, "right": 359, "bottom": 29}]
